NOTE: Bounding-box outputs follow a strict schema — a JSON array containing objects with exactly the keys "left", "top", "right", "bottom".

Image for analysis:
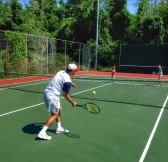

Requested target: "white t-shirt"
[{"left": 44, "top": 70, "right": 72, "bottom": 96}]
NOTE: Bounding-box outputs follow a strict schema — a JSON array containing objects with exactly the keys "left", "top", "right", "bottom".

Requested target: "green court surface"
[{"left": 0, "top": 78, "right": 168, "bottom": 162}]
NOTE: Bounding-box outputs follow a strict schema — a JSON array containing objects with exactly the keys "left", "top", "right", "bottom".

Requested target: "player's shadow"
[
  {"left": 71, "top": 96, "right": 168, "bottom": 109},
  {"left": 22, "top": 123, "right": 43, "bottom": 135},
  {"left": 22, "top": 123, "right": 80, "bottom": 140},
  {"left": 22, "top": 123, "right": 55, "bottom": 140}
]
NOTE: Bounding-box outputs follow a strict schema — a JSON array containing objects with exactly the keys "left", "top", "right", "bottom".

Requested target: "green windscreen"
[{"left": 119, "top": 44, "right": 168, "bottom": 74}]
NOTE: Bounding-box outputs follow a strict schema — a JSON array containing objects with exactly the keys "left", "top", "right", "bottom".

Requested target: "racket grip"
[{"left": 76, "top": 104, "right": 83, "bottom": 107}]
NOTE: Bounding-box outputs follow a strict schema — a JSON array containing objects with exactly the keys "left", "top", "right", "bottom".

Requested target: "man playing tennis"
[{"left": 38, "top": 64, "right": 78, "bottom": 140}]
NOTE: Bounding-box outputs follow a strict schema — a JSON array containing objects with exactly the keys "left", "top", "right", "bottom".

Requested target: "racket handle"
[{"left": 77, "top": 104, "right": 82, "bottom": 106}]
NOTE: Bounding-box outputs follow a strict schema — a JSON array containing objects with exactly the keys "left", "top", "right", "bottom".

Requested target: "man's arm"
[
  {"left": 63, "top": 92, "right": 77, "bottom": 107},
  {"left": 71, "top": 83, "right": 77, "bottom": 88}
]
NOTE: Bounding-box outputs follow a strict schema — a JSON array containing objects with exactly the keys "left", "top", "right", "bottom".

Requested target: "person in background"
[
  {"left": 111, "top": 65, "right": 116, "bottom": 80},
  {"left": 156, "top": 65, "right": 163, "bottom": 86},
  {"left": 37, "top": 64, "right": 78, "bottom": 140}
]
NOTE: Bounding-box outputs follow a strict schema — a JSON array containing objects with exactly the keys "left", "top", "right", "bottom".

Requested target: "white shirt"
[{"left": 44, "top": 70, "right": 72, "bottom": 96}]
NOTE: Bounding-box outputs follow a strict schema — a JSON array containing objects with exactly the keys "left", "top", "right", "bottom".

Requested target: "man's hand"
[
  {"left": 72, "top": 83, "right": 77, "bottom": 88},
  {"left": 63, "top": 92, "right": 77, "bottom": 107},
  {"left": 71, "top": 101, "right": 77, "bottom": 107}
]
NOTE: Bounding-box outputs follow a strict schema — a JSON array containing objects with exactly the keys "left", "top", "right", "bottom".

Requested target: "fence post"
[
  {"left": 79, "top": 43, "right": 81, "bottom": 68},
  {"left": 64, "top": 41, "right": 67, "bottom": 70},
  {"left": 47, "top": 37, "right": 49, "bottom": 73},
  {"left": 25, "top": 34, "right": 28, "bottom": 72}
]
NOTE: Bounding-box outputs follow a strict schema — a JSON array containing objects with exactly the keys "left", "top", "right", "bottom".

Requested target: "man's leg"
[
  {"left": 38, "top": 113, "right": 58, "bottom": 140},
  {"left": 55, "top": 108, "right": 69, "bottom": 134}
]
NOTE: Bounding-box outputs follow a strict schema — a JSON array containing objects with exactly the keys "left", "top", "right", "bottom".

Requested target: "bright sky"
[
  {"left": 19, "top": 0, "right": 138, "bottom": 14},
  {"left": 127, "top": 0, "right": 138, "bottom": 14}
]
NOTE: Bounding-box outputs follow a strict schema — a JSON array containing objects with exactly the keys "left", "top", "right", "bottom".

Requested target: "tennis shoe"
[
  {"left": 38, "top": 132, "right": 52, "bottom": 140},
  {"left": 56, "top": 127, "right": 69, "bottom": 134}
]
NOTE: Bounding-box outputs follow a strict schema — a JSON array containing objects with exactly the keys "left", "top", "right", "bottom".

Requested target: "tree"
[
  {"left": 108, "top": 0, "right": 130, "bottom": 43},
  {"left": 141, "top": 15, "right": 164, "bottom": 43},
  {"left": 126, "top": 14, "right": 137, "bottom": 43},
  {"left": 10, "top": 0, "right": 24, "bottom": 31},
  {"left": 21, "top": 0, "right": 47, "bottom": 35},
  {"left": 158, "top": 0, "right": 168, "bottom": 42},
  {"left": 0, "top": 0, "right": 12, "bottom": 30},
  {"left": 56, "top": 0, "right": 96, "bottom": 42},
  {"left": 135, "top": 0, "right": 165, "bottom": 44},
  {"left": 43, "top": 0, "right": 59, "bottom": 34}
]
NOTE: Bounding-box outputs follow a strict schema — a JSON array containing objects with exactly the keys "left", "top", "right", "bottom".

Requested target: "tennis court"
[{"left": 0, "top": 72, "right": 168, "bottom": 162}]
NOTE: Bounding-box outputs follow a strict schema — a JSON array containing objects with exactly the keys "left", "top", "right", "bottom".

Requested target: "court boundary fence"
[{"left": 0, "top": 30, "right": 168, "bottom": 75}]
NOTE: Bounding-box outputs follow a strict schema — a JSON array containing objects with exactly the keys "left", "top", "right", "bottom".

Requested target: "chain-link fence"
[{"left": 0, "top": 30, "right": 94, "bottom": 75}]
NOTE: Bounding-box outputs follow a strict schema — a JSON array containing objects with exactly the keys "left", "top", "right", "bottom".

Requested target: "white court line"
[
  {"left": 0, "top": 82, "right": 111, "bottom": 117},
  {"left": 0, "top": 80, "right": 49, "bottom": 91},
  {"left": 1, "top": 79, "right": 168, "bottom": 91},
  {"left": 112, "top": 81, "right": 168, "bottom": 88},
  {"left": 0, "top": 79, "right": 105, "bottom": 91},
  {"left": 0, "top": 103, "right": 44, "bottom": 117},
  {"left": 139, "top": 95, "right": 168, "bottom": 162}
]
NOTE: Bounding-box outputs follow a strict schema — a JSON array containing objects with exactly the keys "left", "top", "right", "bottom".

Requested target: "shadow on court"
[
  {"left": 22, "top": 123, "right": 80, "bottom": 140},
  {"left": 22, "top": 123, "right": 43, "bottom": 140},
  {"left": 22, "top": 123, "right": 43, "bottom": 134},
  {"left": 71, "top": 96, "right": 168, "bottom": 109},
  {"left": 0, "top": 86, "right": 43, "bottom": 93}
]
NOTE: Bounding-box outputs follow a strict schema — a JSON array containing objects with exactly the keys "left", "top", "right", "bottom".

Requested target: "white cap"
[{"left": 67, "top": 64, "right": 77, "bottom": 71}]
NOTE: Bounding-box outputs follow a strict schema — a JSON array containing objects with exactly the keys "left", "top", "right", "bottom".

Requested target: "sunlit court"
[
  {"left": 0, "top": 72, "right": 168, "bottom": 162},
  {"left": 1, "top": 0, "right": 168, "bottom": 161}
]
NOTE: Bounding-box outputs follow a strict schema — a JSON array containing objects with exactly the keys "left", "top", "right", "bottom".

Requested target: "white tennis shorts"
[{"left": 44, "top": 93, "right": 60, "bottom": 113}]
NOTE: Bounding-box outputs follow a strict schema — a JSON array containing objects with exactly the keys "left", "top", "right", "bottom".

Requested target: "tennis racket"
[{"left": 77, "top": 102, "right": 100, "bottom": 114}]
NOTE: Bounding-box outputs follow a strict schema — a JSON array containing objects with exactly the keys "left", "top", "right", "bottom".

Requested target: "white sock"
[
  {"left": 57, "top": 122, "right": 61, "bottom": 129},
  {"left": 40, "top": 125, "right": 48, "bottom": 134}
]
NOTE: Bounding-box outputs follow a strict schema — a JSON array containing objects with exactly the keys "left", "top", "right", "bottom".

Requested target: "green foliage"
[
  {"left": 48, "top": 53, "right": 74, "bottom": 73},
  {"left": 0, "top": 1, "right": 12, "bottom": 30},
  {"left": 4, "top": 31, "right": 26, "bottom": 72},
  {"left": 0, "top": 50, "right": 5, "bottom": 72},
  {"left": 141, "top": 15, "right": 164, "bottom": 44},
  {"left": 10, "top": 0, "right": 24, "bottom": 31},
  {"left": 126, "top": 14, "right": 137, "bottom": 43},
  {"left": 135, "top": 0, "right": 166, "bottom": 44},
  {"left": 0, "top": 0, "right": 168, "bottom": 73},
  {"left": 158, "top": 0, "right": 168, "bottom": 42},
  {"left": 0, "top": 0, "right": 167, "bottom": 44},
  {"left": 96, "top": 43, "right": 118, "bottom": 70},
  {"left": 108, "top": 0, "right": 130, "bottom": 43}
]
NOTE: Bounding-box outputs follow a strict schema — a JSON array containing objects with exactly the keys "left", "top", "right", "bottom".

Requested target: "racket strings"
[{"left": 86, "top": 104, "right": 100, "bottom": 113}]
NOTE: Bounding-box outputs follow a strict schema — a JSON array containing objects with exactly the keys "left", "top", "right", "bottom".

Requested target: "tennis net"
[
  {"left": 1, "top": 72, "right": 168, "bottom": 108},
  {"left": 71, "top": 74, "right": 168, "bottom": 108}
]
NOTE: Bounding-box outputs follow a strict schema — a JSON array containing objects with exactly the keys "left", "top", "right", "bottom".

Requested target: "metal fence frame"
[{"left": 0, "top": 30, "right": 92, "bottom": 74}]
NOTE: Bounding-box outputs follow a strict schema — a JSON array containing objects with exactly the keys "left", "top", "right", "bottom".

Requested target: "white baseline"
[
  {"left": 0, "top": 83, "right": 111, "bottom": 117},
  {"left": 139, "top": 95, "right": 168, "bottom": 162}
]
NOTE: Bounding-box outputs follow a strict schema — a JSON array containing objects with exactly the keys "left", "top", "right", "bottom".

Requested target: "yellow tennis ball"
[{"left": 92, "top": 91, "right": 96, "bottom": 94}]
